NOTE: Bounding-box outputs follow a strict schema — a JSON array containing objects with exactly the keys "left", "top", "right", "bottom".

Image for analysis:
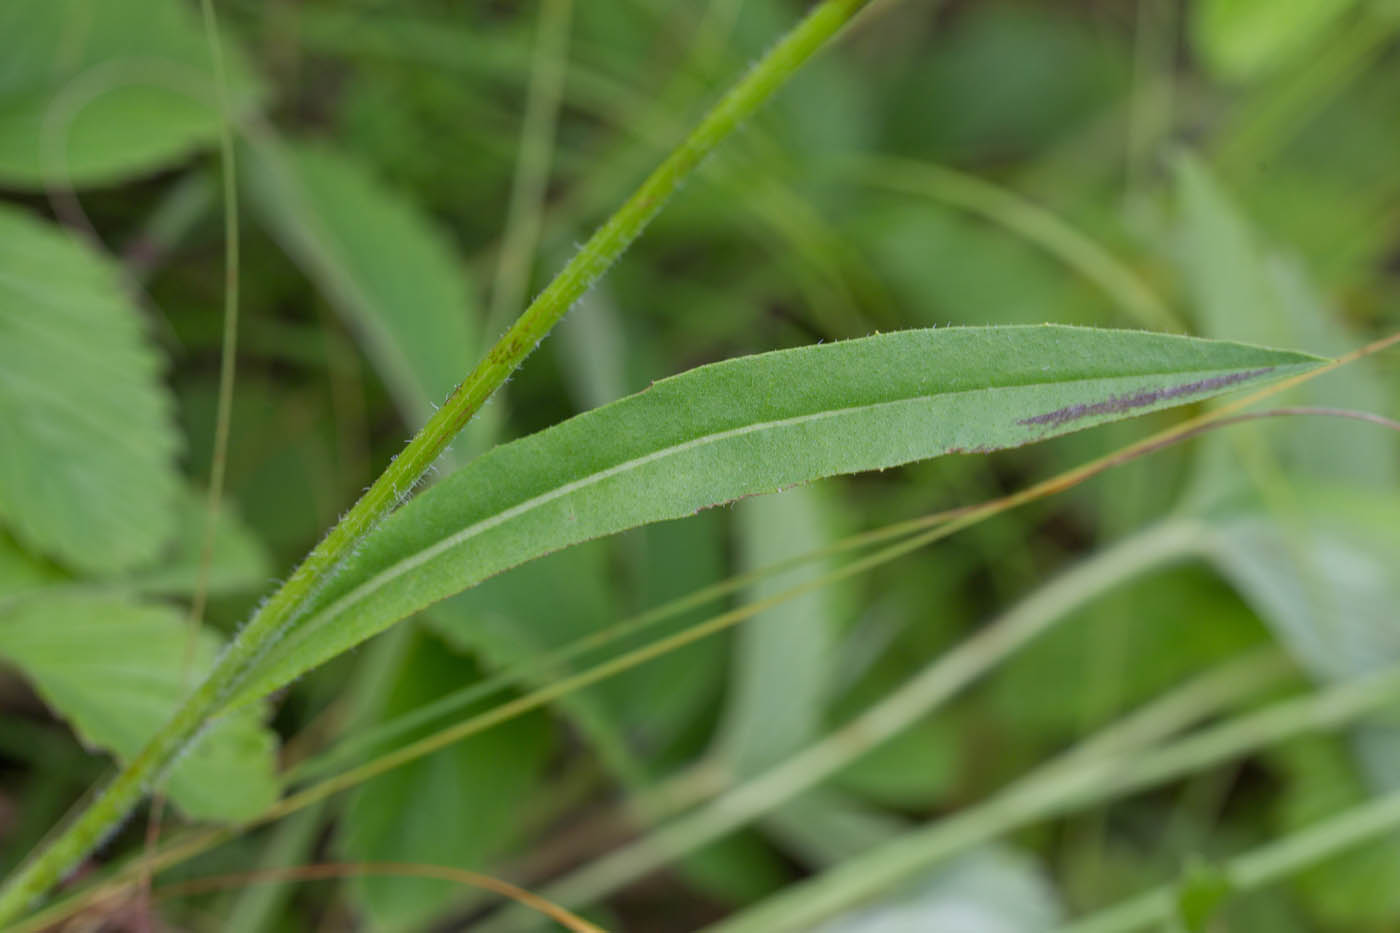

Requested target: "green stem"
[
  {"left": 1064, "top": 785, "right": 1400, "bottom": 933},
  {"left": 0, "top": 0, "right": 872, "bottom": 921}
]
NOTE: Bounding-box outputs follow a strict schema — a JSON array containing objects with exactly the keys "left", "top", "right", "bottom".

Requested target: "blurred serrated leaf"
[
  {"left": 0, "top": 204, "right": 181, "bottom": 575},
  {"left": 0, "top": 595, "right": 277, "bottom": 821},
  {"left": 0, "top": 0, "right": 263, "bottom": 187}
]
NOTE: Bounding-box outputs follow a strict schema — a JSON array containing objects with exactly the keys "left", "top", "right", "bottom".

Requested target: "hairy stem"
[{"left": 0, "top": 0, "right": 872, "bottom": 920}]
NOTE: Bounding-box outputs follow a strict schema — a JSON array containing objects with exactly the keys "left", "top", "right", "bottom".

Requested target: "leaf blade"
[
  {"left": 230, "top": 325, "right": 1321, "bottom": 707},
  {"left": 0, "top": 596, "right": 278, "bottom": 821}
]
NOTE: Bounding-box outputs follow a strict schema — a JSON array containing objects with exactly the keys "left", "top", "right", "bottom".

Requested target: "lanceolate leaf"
[
  {"left": 229, "top": 325, "right": 1320, "bottom": 708},
  {"left": 0, "top": 204, "right": 181, "bottom": 575},
  {"left": 0, "top": 596, "right": 278, "bottom": 821}
]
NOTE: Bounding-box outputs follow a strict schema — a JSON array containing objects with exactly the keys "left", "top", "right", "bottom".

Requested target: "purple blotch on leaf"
[{"left": 1017, "top": 367, "right": 1274, "bottom": 428}]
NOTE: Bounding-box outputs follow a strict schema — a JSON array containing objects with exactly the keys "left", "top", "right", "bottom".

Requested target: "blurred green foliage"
[{"left": 1, "top": 0, "right": 1398, "bottom": 930}]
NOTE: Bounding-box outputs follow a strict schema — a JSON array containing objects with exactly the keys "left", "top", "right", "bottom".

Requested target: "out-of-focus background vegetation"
[{"left": 1, "top": 0, "right": 1399, "bottom": 929}]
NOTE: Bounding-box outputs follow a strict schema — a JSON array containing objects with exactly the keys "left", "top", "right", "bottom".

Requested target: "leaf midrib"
[{"left": 276, "top": 363, "right": 1276, "bottom": 653}]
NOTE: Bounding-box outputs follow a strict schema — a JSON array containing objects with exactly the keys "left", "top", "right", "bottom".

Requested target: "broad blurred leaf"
[
  {"left": 229, "top": 326, "right": 1320, "bottom": 707},
  {"left": 0, "top": 532, "right": 62, "bottom": 599},
  {"left": 0, "top": 0, "right": 262, "bottom": 188},
  {"left": 0, "top": 204, "right": 180, "bottom": 574},
  {"left": 119, "top": 485, "right": 270, "bottom": 597},
  {"left": 1204, "top": 487, "right": 1400, "bottom": 687},
  {"left": 817, "top": 847, "right": 1062, "bottom": 933},
  {"left": 339, "top": 628, "right": 550, "bottom": 930},
  {"left": 1191, "top": 0, "right": 1359, "bottom": 82},
  {"left": 713, "top": 485, "right": 842, "bottom": 776},
  {"left": 0, "top": 595, "right": 277, "bottom": 821},
  {"left": 0, "top": 487, "right": 269, "bottom": 602},
  {"left": 243, "top": 139, "right": 480, "bottom": 427}
]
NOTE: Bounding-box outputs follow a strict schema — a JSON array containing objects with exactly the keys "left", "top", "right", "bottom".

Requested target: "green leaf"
[
  {"left": 242, "top": 139, "right": 481, "bottom": 428},
  {"left": 0, "top": 204, "right": 181, "bottom": 575},
  {"left": 713, "top": 485, "right": 843, "bottom": 777},
  {"left": 0, "top": 595, "right": 278, "bottom": 821},
  {"left": 120, "top": 486, "right": 271, "bottom": 597},
  {"left": 1191, "top": 0, "right": 1359, "bottom": 82},
  {"left": 0, "top": 0, "right": 263, "bottom": 188},
  {"left": 0, "top": 486, "right": 270, "bottom": 603},
  {"left": 1204, "top": 486, "right": 1400, "bottom": 691},
  {"left": 229, "top": 325, "right": 1321, "bottom": 708},
  {"left": 0, "top": 531, "right": 63, "bottom": 600},
  {"left": 338, "top": 629, "right": 550, "bottom": 929}
]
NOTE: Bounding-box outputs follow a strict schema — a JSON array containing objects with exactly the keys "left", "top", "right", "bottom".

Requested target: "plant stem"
[
  {"left": 1064, "top": 785, "right": 1400, "bottom": 933},
  {"left": 0, "top": 0, "right": 873, "bottom": 920}
]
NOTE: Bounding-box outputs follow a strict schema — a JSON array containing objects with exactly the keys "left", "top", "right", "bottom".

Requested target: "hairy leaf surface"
[{"left": 230, "top": 325, "right": 1319, "bottom": 707}]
